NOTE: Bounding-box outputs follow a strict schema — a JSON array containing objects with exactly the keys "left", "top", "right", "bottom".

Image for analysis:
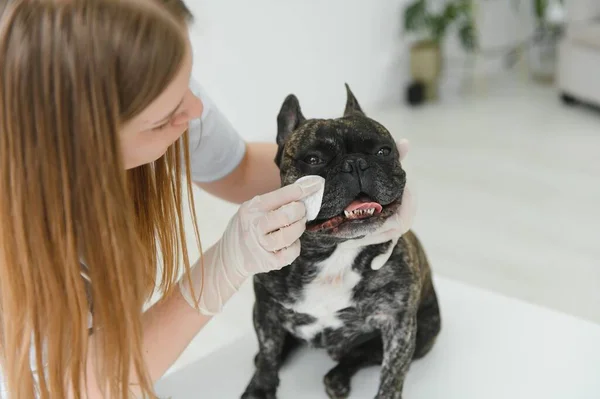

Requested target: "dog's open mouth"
[
  {"left": 343, "top": 195, "right": 383, "bottom": 219},
  {"left": 306, "top": 194, "right": 397, "bottom": 233}
]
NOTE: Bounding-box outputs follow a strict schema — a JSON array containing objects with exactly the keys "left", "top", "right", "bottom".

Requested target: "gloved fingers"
[
  {"left": 396, "top": 138, "right": 410, "bottom": 162},
  {"left": 397, "top": 181, "right": 416, "bottom": 234},
  {"left": 373, "top": 182, "right": 415, "bottom": 237},
  {"left": 273, "top": 240, "right": 301, "bottom": 269},
  {"left": 374, "top": 207, "right": 404, "bottom": 238},
  {"left": 252, "top": 239, "right": 301, "bottom": 273},
  {"left": 258, "top": 201, "right": 306, "bottom": 234},
  {"left": 251, "top": 176, "right": 324, "bottom": 212},
  {"left": 350, "top": 228, "right": 399, "bottom": 247},
  {"left": 258, "top": 217, "right": 307, "bottom": 252},
  {"left": 370, "top": 236, "right": 400, "bottom": 270}
]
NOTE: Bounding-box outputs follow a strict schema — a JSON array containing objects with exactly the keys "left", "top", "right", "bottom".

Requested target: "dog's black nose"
[
  {"left": 342, "top": 159, "right": 353, "bottom": 173},
  {"left": 342, "top": 157, "right": 369, "bottom": 173},
  {"left": 357, "top": 158, "right": 368, "bottom": 171}
]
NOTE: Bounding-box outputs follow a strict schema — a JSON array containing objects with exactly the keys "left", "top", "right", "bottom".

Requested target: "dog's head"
[{"left": 275, "top": 84, "right": 406, "bottom": 239}]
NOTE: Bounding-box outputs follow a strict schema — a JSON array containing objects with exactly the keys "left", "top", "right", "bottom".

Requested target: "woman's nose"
[
  {"left": 185, "top": 90, "right": 204, "bottom": 119},
  {"left": 172, "top": 90, "right": 204, "bottom": 126}
]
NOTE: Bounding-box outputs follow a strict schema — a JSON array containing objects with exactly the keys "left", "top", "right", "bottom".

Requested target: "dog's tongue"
[
  {"left": 307, "top": 197, "right": 383, "bottom": 232},
  {"left": 344, "top": 199, "right": 383, "bottom": 214}
]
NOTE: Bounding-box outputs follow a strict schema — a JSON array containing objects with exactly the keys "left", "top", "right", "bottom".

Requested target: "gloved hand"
[
  {"left": 179, "top": 175, "right": 325, "bottom": 315},
  {"left": 339, "top": 138, "right": 417, "bottom": 269},
  {"left": 368, "top": 138, "right": 415, "bottom": 238}
]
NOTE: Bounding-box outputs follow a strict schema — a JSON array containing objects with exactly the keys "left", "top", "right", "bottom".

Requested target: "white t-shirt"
[
  {"left": 0, "top": 80, "right": 246, "bottom": 397},
  {"left": 187, "top": 78, "right": 246, "bottom": 183}
]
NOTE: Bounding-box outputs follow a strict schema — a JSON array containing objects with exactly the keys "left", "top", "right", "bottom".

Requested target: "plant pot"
[
  {"left": 529, "top": 25, "right": 563, "bottom": 83},
  {"left": 409, "top": 40, "right": 442, "bottom": 101}
]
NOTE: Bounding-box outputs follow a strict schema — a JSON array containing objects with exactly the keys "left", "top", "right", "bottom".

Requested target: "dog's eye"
[
  {"left": 304, "top": 155, "right": 323, "bottom": 165},
  {"left": 376, "top": 147, "right": 391, "bottom": 157}
]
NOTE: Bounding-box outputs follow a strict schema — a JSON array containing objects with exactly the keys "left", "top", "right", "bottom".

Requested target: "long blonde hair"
[{"left": 0, "top": 0, "right": 201, "bottom": 398}]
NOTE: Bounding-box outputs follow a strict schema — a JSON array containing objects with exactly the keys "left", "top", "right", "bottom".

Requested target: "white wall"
[
  {"left": 186, "top": 0, "right": 533, "bottom": 142},
  {"left": 187, "top": 0, "right": 409, "bottom": 142}
]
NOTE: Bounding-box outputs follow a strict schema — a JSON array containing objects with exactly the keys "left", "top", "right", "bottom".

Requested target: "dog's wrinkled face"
[{"left": 275, "top": 84, "right": 406, "bottom": 239}]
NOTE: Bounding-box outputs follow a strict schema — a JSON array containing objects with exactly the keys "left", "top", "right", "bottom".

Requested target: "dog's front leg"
[
  {"left": 372, "top": 311, "right": 418, "bottom": 399},
  {"left": 241, "top": 298, "right": 286, "bottom": 399}
]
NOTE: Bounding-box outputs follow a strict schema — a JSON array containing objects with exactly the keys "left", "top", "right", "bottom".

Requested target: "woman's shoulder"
[{"left": 185, "top": 78, "right": 246, "bottom": 183}]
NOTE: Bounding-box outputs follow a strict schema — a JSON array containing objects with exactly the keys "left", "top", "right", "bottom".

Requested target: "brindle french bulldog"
[{"left": 241, "top": 84, "right": 441, "bottom": 399}]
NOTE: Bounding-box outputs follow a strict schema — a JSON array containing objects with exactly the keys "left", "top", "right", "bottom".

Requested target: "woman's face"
[{"left": 120, "top": 35, "right": 203, "bottom": 169}]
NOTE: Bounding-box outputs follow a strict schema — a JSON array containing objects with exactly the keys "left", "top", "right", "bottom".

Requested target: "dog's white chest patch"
[{"left": 290, "top": 246, "right": 362, "bottom": 340}]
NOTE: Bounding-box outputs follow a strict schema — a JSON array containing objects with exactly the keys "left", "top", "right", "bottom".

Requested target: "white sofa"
[{"left": 557, "top": 0, "right": 600, "bottom": 105}]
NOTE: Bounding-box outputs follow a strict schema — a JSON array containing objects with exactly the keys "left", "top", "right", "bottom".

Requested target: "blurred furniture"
[
  {"left": 557, "top": 0, "right": 600, "bottom": 105},
  {"left": 155, "top": 276, "right": 600, "bottom": 399}
]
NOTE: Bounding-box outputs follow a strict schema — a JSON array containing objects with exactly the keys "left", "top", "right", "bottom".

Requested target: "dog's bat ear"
[
  {"left": 343, "top": 83, "right": 365, "bottom": 117},
  {"left": 274, "top": 145, "right": 285, "bottom": 168},
  {"left": 277, "top": 94, "right": 305, "bottom": 146},
  {"left": 275, "top": 94, "right": 305, "bottom": 166}
]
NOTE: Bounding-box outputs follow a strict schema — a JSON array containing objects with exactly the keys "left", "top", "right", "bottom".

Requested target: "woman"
[{"left": 0, "top": 0, "right": 415, "bottom": 398}]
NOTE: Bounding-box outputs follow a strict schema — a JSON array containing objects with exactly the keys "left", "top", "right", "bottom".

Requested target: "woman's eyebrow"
[{"left": 152, "top": 97, "right": 184, "bottom": 126}]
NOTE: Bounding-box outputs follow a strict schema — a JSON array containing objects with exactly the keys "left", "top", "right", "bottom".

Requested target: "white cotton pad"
[{"left": 295, "top": 175, "right": 325, "bottom": 222}]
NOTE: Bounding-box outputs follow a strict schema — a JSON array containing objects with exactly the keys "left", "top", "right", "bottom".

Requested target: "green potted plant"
[
  {"left": 528, "top": 0, "right": 565, "bottom": 82},
  {"left": 403, "top": 0, "right": 477, "bottom": 100}
]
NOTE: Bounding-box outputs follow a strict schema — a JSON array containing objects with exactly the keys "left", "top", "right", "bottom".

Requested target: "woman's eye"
[
  {"left": 151, "top": 120, "right": 171, "bottom": 132},
  {"left": 304, "top": 155, "right": 323, "bottom": 165},
  {"left": 376, "top": 147, "right": 391, "bottom": 157}
]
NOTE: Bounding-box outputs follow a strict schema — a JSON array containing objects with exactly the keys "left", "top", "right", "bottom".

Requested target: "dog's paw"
[
  {"left": 241, "top": 388, "right": 276, "bottom": 399},
  {"left": 324, "top": 368, "right": 351, "bottom": 399}
]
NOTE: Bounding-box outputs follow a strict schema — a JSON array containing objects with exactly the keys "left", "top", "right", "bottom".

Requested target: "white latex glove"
[
  {"left": 179, "top": 176, "right": 325, "bottom": 315},
  {"left": 340, "top": 139, "right": 417, "bottom": 270}
]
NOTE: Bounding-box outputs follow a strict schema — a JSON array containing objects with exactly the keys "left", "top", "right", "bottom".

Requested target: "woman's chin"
[{"left": 124, "top": 150, "right": 169, "bottom": 170}]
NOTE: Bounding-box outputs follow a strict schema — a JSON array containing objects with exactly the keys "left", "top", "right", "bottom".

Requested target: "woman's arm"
[
  {"left": 195, "top": 142, "right": 281, "bottom": 204},
  {"left": 140, "top": 288, "right": 211, "bottom": 382},
  {"left": 81, "top": 288, "right": 212, "bottom": 398},
  {"left": 80, "top": 175, "right": 326, "bottom": 398}
]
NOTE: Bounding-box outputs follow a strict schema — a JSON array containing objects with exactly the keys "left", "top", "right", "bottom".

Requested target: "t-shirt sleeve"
[{"left": 186, "top": 78, "right": 246, "bottom": 183}]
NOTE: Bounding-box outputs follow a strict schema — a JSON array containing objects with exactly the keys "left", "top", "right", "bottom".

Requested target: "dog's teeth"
[{"left": 345, "top": 208, "right": 378, "bottom": 219}]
